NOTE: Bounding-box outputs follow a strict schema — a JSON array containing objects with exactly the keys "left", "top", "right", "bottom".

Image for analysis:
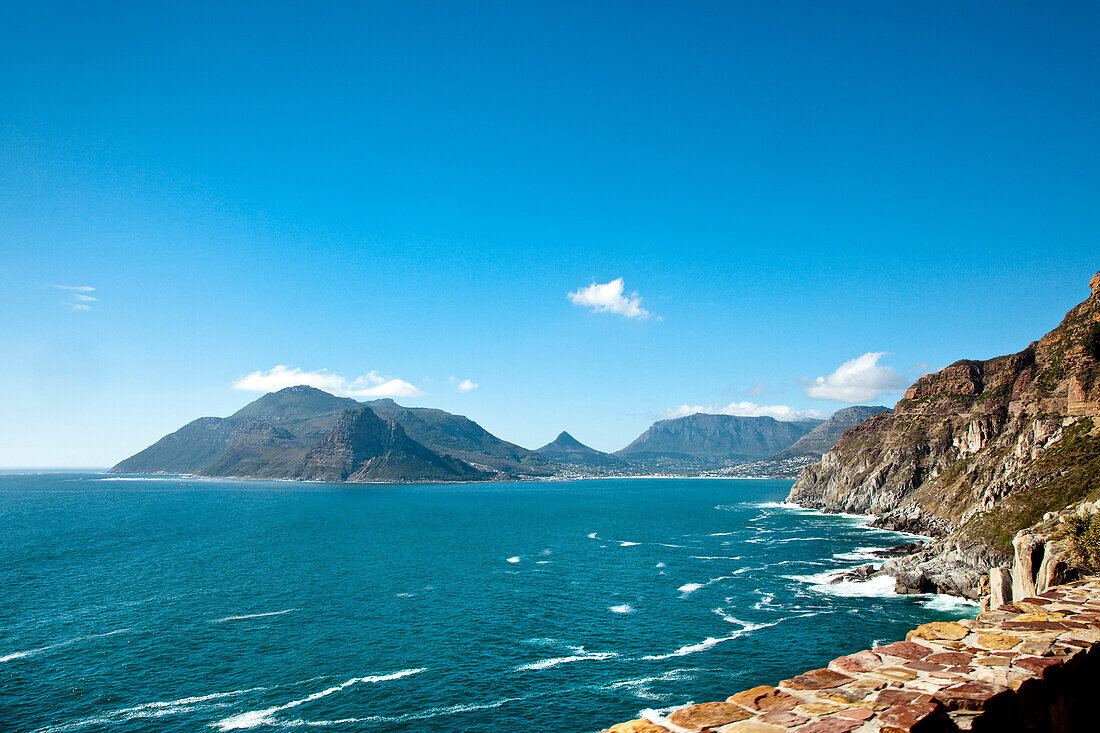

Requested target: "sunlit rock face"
[{"left": 788, "top": 271, "right": 1100, "bottom": 598}]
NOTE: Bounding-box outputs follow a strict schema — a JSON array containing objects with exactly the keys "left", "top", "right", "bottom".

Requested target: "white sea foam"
[
  {"left": 535, "top": 560, "right": 551, "bottom": 564},
  {"left": 587, "top": 532, "right": 598, "bottom": 539},
  {"left": 608, "top": 669, "right": 697, "bottom": 701},
  {"left": 214, "top": 669, "right": 426, "bottom": 730},
  {"left": 211, "top": 609, "right": 295, "bottom": 623},
  {"left": 922, "top": 595, "right": 980, "bottom": 613},
  {"left": 619, "top": 541, "right": 641, "bottom": 547},
  {"left": 641, "top": 707, "right": 697, "bottom": 733},
  {"left": 641, "top": 618, "right": 778, "bottom": 660},
  {"left": 609, "top": 604, "right": 635, "bottom": 614},
  {"left": 640, "top": 636, "right": 733, "bottom": 661},
  {"left": 707, "top": 532, "right": 737, "bottom": 536},
  {"left": 752, "top": 592, "right": 776, "bottom": 610},
  {"left": 514, "top": 645, "right": 618, "bottom": 671},
  {"left": 36, "top": 687, "right": 267, "bottom": 732},
  {"left": 678, "top": 574, "right": 738, "bottom": 596},
  {"left": 1, "top": 629, "right": 129, "bottom": 664},
  {"left": 689, "top": 556, "right": 744, "bottom": 561},
  {"left": 286, "top": 695, "right": 529, "bottom": 726},
  {"left": 506, "top": 557, "right": 520, "bottom": 563},
  {"left": 833, "top": 546, "right": 885, "bottom": 562},
  {"left": 655, "top": 562, "right": 666, "bottom": 568},
  {"left": 785, "top": 570, "right": 898, "bottom": 598}
]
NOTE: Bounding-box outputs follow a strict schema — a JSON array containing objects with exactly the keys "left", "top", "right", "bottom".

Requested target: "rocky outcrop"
[
  {"left": 788, "top": 271, "right": 1100, "bottom": 599},
  {"left": 773, "top": 406, "right": 891, "bottom": 459},
  {"left": 602, "top": 576, "right": 1100, "bottom": 733},
  {"left": 294, "top": 408, "right": 488, "bottom": 483}
]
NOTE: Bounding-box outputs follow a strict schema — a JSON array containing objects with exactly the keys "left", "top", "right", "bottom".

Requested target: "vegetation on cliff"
[{"left": 788, "top": 271, "right": 1100, "bottom": 596}]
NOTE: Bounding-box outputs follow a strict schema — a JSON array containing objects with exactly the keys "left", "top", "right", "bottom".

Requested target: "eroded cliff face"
[{"left": 788, "top": 272, "right": 1100, "bottom": 599}]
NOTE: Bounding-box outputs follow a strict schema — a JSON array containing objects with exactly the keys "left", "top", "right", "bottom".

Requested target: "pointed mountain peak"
[{"left": 551, "top": 431, "right": 585, "bottom": 448}]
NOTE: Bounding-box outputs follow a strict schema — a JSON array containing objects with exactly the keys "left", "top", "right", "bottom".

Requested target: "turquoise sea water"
[{"left": 0, "top": 474, "right": 978, "bottom": 732}]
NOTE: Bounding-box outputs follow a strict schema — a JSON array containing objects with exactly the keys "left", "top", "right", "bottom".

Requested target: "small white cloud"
[
  {"left": 749, "top": 382, "right": 767, "bottom": 396},
  {"left": 661, "top": 401, "right": 827, "bottom": 422},
  {"left": 803, "top": 352, "right": 909, "bottom": 403},
  {"left": 568, "top": 278, "right": 655, "bottom": 320},
  {"left": 233, "top": 365, "right": 425, "bottom": 399},
  {"left": 54, "top": 285, "right": 97, "bottom": 310},
  {"left": 448, "top": 377, "right": 479, "bottom": 392}
]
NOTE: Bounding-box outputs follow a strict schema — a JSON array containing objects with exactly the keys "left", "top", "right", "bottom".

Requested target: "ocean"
[{"left": 0, "top": 474, "right": 978, "bottom": 732}]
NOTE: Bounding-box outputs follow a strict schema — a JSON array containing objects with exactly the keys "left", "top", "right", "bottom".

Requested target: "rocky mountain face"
[
  {"left": 295, "top": 408, "right": 487, "bottom": 482},
  {"left": 788, "top": 271, "right": 1100, "bottom": 599},
  {"left": 536, "top": 431, "right": 629, "bottom": 469},
  {"left": 365, "top": 399, "right": 556, "bottom": 476},
  {"left": 111, "top": 386, "right": 358, "bottom": 475},
  {"left": 616, "top": 413, "right": 823, "bottom": 469},
  {"left": 111, "top": 386, "right": 558, "bottom": 481},
  {"left": 773, "top": 405, "right": 891, "bottom": 459}
]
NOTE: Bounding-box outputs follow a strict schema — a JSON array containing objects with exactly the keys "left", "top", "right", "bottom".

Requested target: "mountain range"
[
  {"left": 614, "top": 413, "right": 824, "bottom": 469},
  {"left": 113, "top": 388, "right": 890, "bottom": 482}
]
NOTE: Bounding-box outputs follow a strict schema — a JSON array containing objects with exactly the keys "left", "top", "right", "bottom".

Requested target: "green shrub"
[{"left": 1064, "top": 512, "right": 1100, "bottom": 566}]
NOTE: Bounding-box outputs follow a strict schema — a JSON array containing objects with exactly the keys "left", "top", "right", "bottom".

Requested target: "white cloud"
[
  {"left": 233, "top": 365, "right": 426, "bottom": 399},
  {"left": 448, "top": 377, "right": 479, "bottom": 392},
  {"left": 803, "top": 352, "right": 909, "bottom": 403},
  {"left": 568, "top": 278, "right": 655, "bottom": 320},
  {"left": 661, "top": 401, "right": 828, "bottom": 422},
  {"left": 54, "top": 285, "right": 97, "bottom": 311}
]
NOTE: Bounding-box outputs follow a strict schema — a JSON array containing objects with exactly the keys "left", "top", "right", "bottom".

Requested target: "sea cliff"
[{"left": 787, "top": 271, "right": 1100, "bottom": 600}]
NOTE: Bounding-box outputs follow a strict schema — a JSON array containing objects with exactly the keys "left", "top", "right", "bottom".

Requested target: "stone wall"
[{"left": 602, "top": 578, "right": 1100, "bottom": 733}]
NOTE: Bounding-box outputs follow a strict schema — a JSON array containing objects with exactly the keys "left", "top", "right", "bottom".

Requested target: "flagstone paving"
[{"left": 602, "top": 578, "right": 1100, "bottom": 733}]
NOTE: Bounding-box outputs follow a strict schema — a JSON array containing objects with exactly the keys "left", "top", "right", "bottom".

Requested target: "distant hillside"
[
  {"left": 366, "top": 399, "right": 556, "bottom": 476},
  {"left": 296, "top": 408, "right": 487, "bottom": 482},
  {"left": 615, "top": 413, "right": 822, "bottom": 467},
  {"left": 773, "top": 405, "right": 890, "bottom": 459},
  {"left": 536, "top": 431, "right": 628, "bottom": 469},
  {"left": 111, "top": 386, "right": 359, "bottom": 475},
  {"left": 111, "top": 386, "right": 557, "bottom": 480}
]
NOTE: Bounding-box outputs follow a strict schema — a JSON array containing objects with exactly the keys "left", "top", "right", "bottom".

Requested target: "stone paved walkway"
[{"left": 602, "top": 578, "right": 1100, "bottom": 732}]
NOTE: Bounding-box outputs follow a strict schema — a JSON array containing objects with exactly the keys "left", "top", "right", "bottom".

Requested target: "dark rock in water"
[
  {"left": 830, "top": 564, "right": 883, "bottom": 584},
  {"left": 870, "top": 542, "right": 925, "bottom": 558}
]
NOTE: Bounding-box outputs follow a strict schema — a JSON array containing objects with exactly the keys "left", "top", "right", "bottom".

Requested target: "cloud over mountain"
[
  {"left": 803, "top": 352, "right": 909, "bottom": 403},
  {"left": 233, "top": 365, "right": 425, "bottom": 399},
  {"left": 662, "top": 400, "right": 827, "bottom": 422}
]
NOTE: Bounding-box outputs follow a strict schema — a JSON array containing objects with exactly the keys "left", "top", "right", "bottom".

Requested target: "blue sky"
[{"left": 2, "top": 1, "right": 1098, "bottom": 466}]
